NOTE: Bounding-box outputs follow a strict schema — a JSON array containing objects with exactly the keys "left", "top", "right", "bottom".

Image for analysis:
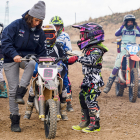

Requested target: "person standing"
[{"left": 1, "top": 1, "right": 46, "bottom": 132}]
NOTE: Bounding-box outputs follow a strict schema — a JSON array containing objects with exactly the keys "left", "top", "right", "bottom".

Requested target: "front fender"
[{"left": 130, "top": 55, "right": 140, "bottom": 61}]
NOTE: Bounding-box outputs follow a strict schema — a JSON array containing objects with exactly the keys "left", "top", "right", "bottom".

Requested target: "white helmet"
[
  {"left": 42, "top": 24, "right": 57, "bottom": 46},
  {"left": 123, "top": 14, "right": 135, "bottom": 22}
]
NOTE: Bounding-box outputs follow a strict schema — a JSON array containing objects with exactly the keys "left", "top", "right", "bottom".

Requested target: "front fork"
[{"left": 38, "top": 75, "right": 45, "bottom": 121}]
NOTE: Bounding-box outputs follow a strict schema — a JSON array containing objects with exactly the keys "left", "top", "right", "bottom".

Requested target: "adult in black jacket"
[{"left": 1, "top": 1, "right": 46, "bottom": 132}]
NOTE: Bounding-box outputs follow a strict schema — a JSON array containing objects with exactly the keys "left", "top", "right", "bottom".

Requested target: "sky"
[{"left": 0, "top": 0, "right": 140, "bottom": 27}]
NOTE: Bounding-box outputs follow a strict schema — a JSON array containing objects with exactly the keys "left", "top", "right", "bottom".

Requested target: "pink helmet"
[{"left": 72, "top": 22, "right": 104, "bottom": 50}]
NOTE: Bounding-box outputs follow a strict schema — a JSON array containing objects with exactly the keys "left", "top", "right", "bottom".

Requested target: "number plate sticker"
[
  {"left": 126, "top": 44, "right": 140, "bottom": 54},
  {"left": 44, "top": 69, "right": 53, "bottom": 78}
]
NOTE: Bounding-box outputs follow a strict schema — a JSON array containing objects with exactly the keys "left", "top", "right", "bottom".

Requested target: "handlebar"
[{"left": 21, "top": 54, "right": 67, "bottom": 65}]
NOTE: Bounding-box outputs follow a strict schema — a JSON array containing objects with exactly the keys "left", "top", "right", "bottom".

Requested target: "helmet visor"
[{"left": 45, "top": 33, "right": 55, "bottom": 40}]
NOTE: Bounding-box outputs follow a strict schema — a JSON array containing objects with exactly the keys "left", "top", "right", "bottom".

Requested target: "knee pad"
[{"left": 89, "top": 108, "right": 100, "bottom": 118}]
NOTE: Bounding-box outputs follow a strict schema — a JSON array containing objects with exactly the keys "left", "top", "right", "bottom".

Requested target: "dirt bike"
[
  {"left": 21, "top": 55, "right": 65, "bottom": 139},
  {"left": 21, "top": 50, "right": 81, "bottom": 139},
  {"left": 115, "top": 41, "right": 140, "bottom": 102}
]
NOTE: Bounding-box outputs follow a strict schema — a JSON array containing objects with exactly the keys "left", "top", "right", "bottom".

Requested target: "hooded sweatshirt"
[{"left": 1, "top": 11, "right": 46, "bottom": 63}]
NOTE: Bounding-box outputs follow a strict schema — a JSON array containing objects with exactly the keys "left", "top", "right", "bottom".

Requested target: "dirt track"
[{"left": 1, "top": 44, "right": 140, "bottom": 140}]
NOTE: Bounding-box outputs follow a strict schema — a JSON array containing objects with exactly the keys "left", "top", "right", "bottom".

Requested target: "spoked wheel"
[
  {"left": 128, "top": 68, "right": 138, "bottom": 103},
  {"left": 115, "top": 81, "right": 125, "bottom": 96},
  {"left": 44, "top": 99, "right": 57, "bottom": 139}
]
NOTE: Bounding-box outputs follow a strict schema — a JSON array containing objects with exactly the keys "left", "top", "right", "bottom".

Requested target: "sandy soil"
[{"left": 0, "top": 44, "right": 140, "bottom": 140}]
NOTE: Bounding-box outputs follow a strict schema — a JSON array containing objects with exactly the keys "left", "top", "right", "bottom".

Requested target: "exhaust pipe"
[{"left": 118, "top": 69, "right": 126, "bottom": 83}]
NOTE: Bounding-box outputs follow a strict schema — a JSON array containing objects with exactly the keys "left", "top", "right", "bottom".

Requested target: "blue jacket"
[{"left": 1, "top": 11, "right": 46, "bottom": 63}]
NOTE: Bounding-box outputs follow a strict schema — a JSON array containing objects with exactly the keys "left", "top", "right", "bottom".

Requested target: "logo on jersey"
[{"left": 124, "top": 31, "right": 135, "bottom": 35}]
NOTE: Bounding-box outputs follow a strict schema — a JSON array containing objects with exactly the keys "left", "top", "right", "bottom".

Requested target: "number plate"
[
  {"left": 126, "top": 44, "right": 140, "bottom": 54},
  {"left": 44, "top": 69, "right": 53, "bottom": 78}
]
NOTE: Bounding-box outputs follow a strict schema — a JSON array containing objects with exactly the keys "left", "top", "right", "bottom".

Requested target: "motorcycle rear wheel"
[
  {"left": 128, "top": 68, "right": 138, "bottom": 103},
  {"left": 44, "top": 99, "right": 57, "bottom": 139}
]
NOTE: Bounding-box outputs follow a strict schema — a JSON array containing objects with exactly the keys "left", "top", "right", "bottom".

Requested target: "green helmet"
[{"left": 49, "top": 16, "right": 64, "bottom": 36}]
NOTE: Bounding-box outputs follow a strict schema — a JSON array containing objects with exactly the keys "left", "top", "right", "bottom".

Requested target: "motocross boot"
[
  {"left": 72, "top": 109, "right": 90, "bottom": 131},
  {"left": 0, "top": 81, "right": 8, "bottom": 98},
  {"left": 66, "top": 92, "right": 74, "bottom": 111},
  {"left": 10, "top": 114, "right": 21, "bottom": 132},
  {"left": 60, "top": 102, "right": 68, "bottom": 120},
  {"left": 15, "top": 86, "right": 27, "bottom": 105},
  {"left": 24, "top": 101, "right": 34, "bottom": 119},
  {"left": 82, "top": 108, "right": 100, "bottom": 133},
  {"left": 103, "top": 77, "right": 116, "bottom": 93},
  {"left": 67, "top": 101, "right": 74, "bottom": 112}
]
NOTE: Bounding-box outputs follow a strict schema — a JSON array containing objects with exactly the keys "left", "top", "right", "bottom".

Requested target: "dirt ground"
[{"left": 1, "top": 44, "right": 140, "bottom": 140}]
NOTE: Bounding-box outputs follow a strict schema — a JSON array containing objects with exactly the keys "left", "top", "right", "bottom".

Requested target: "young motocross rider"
[
  {"left": 24, "top": 24, "right": 69, "bottom": 120},
  {"left": 49, "top": 16, "right": 74, "bottom": 111},
  {"left": 103, "top": 14, "right": 140, "bottom": 94},
  {"left": 66, "top": 23, "right": 108, "bottom": 132}
]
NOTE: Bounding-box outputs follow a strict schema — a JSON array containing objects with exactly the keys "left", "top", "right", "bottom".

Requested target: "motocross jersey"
[
  {"left": 56, "top": 32, "right": 72, "bottom": 51},
  {"left": 115, "top": 25, "right": 140, "bottom": 49},
  {"left": 45, "top": 42, "right": 67, "bottom": 58},
  {"left": 78, "top": 44, "right": 106, "bottom": 88}
]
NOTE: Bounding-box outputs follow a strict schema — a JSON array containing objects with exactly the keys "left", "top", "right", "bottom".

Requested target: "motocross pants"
[
  {"left": 110, "top": 49, "right": 126, "bottom": 78},
  {"left": 79, "top": 85, "right": 100, "bottom": 110}
]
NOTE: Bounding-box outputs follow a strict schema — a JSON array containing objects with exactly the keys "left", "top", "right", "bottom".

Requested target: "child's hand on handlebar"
[{"left": 13, "top": 55, "right": 22, "bottom": 63}]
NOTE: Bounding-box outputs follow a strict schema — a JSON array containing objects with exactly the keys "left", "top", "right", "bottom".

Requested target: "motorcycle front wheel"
[
  {"left": 128, "top": 68, "right": 138, "bottom": 103},
  {"left": 44, "top": 99, "right": 57, "bottom": 139}
]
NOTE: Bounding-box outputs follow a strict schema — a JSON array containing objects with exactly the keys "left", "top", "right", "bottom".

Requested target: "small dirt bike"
[
  {"left": 115, "top": 42, "right": 140, "bottom": 102},
  {"left": 22, "top": 50, "right": 81, "bottom": 139},
  {"left": 22, "top": 55, "right": 64, "bottom": 139}
]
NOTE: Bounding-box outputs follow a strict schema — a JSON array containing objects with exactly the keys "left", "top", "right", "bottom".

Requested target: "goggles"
[
  {"left": 80, "top": 32, "right": 88, "bottom": 41},
  {"left": 45, "top": 33, "right": 55, "bottom": 40}
]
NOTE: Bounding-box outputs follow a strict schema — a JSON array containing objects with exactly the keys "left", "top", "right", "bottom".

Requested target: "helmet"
[
  {"left": 72, "top": 22, "right": 104, "bottom": 50},
  {"left": 49, "top": 16, "right": 64, "bottom": 36},
  {"left": 123, "top": 14, "right": 136, "bottom": 30},
  {"left": 42, "top": 24, "right": 57, "bottom": 47},
  {"left": 123, "top": 14, "right": 135, "bottom": 22}
]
